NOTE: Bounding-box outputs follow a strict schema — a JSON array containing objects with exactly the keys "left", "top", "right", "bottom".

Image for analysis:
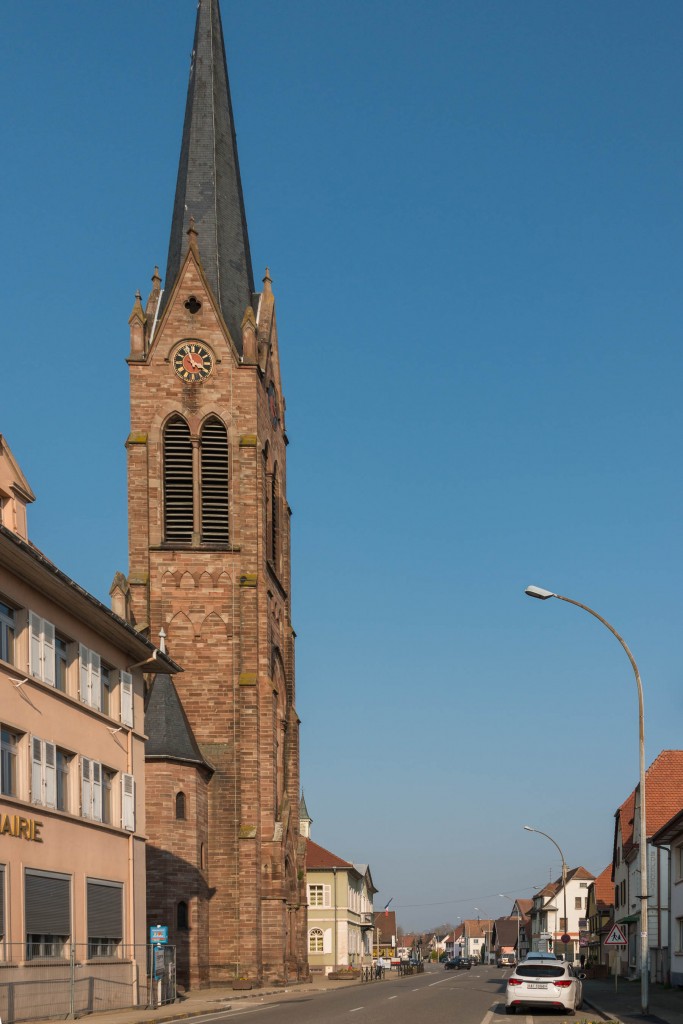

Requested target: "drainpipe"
[{"left": 333, "top": 868, "right": 338, "bottom": 970}]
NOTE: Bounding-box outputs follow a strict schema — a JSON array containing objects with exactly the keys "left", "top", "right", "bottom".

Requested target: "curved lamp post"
[
  {"left": 524, "top": 585, "right": 648, "bottom": 1014},
  {"left": 523, "top": 826, "right": 568, "bottom": 958}
]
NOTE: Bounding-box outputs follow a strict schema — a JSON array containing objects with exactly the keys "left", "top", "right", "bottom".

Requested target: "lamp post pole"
[
  {"left": 524, "top": 586, "right": 648, "bottom": 1014},
  {"left": 523, "top": 826, "right": 567, "bottom": 957}
]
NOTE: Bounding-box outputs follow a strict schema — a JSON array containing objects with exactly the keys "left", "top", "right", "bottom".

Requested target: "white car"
[{"left": 505, "top": 959, "right": 583, "bottom": 1015}]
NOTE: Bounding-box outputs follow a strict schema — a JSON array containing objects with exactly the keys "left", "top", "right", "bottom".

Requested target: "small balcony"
[{"left": 360, "top": 912, "right": 374, "bottom": 927}]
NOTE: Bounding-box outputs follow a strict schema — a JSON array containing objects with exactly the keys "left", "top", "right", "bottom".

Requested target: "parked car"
[
  {"left": 445, "top": 957, "right": 471, "bottom": 970},
  {"left": 506, "top": 959, "right": 583, "bottom": 1015}
]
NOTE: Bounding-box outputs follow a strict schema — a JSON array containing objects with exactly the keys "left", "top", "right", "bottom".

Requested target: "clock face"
[{"left": 173, "top": 341, "right": 214, "bottom": 382}]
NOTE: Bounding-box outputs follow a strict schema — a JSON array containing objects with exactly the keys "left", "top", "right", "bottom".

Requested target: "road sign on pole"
[{"left": 605, "top": 924, "right": 628, "bottom": 946}]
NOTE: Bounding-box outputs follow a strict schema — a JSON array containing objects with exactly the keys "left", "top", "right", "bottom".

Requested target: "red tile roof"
[
  {"left": 305, "top": 838, "right": 353, "bottom": 870},
  {"left": 593, "top": 865, "right": 614, "bottom": 909},
  {"left": 616, "top": 750, "right": 683, "bottom": 857},
  {"left": 464, "top": 918, "right": 494, "bottom": 937}
]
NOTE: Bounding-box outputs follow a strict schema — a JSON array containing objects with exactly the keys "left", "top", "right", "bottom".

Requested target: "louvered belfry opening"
[
  {"left": 200, "top": 417, "right": 229, "bottom": 544},
  {"left": 164, "top": 416, "right": 194, "bottom": 543},
  {"left": 271, "top": 465, "right": 279, "bottom": 565}
]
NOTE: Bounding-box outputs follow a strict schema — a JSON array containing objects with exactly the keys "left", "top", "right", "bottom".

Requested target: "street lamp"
[
  {"left": 524, "top": 585, "right": 648, "bottom": 1014},
  {"left": 523, "top": 826, "right": 568, "bottom": 959}
]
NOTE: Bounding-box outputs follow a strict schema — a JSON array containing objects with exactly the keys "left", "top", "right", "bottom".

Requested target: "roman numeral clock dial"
[{"left": 173, "top": 341, "right": 214, "bottom": 382}]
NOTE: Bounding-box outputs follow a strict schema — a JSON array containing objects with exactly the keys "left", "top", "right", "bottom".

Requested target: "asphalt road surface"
[{"left": 174, "top": 964, "right": 588, "bottom": 1024}]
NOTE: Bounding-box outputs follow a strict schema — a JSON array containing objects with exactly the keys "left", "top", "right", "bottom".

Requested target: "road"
[{"left": 174, "top": 964, "right": 591, "bottom": 1024}]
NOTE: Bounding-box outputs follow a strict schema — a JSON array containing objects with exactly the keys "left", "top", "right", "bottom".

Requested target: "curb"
[{"left": 584, "top": 998, "right": 624, "bottom": 1023}]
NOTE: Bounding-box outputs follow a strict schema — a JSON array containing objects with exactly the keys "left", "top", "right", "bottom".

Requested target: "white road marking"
[
  {"left": 194, "top": 1006, "right": 280, "bottom": 1021},
  {"left": 387, "top": 995, "right": 397, "bottom": 999},
  {"left": 350, "top": 1007, "right": 364, "bottom": 1012},
  {"left": 429, "top": 978, "right": 451, "bottom": 986}
]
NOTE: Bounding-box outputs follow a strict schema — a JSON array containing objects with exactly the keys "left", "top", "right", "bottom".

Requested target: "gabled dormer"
[{"left": 0, "top": 435, "right": 35, "bottom": 541}]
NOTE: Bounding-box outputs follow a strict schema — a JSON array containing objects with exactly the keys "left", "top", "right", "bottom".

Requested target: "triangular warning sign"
[{"left": 605, "top": 924, "right": 628, "bottom": 946}]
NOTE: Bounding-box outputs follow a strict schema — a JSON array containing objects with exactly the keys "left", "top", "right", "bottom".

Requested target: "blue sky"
[{"left": 3, "top": 1, "right": 683, "bottom": 930}]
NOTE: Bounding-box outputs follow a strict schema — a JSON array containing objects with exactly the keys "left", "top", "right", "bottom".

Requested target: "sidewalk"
[
  {"left": 584, "top": 977, "right": 683, "bottom": 1024},
  {"left": 16, "top": 971, "right": 400, "bottom": 1024}
]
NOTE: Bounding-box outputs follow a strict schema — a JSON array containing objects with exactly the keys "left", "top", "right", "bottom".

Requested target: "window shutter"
[
  {"left": 0, "top": 866, "right": 4, "bottom": 938},
  {"left": 44, "top": 741, "right": 56, "bottom": 808},
  {"left": 79, "top": 645, "right": 90, "bottom": 703},
  {"left": 42, "top": 620, "right": 55, "bottom": 686},
  {"left": 121, "top": 773, "right": 135, "bottom": 831},
  {"left": 81, "top": 757, "right": 92, "bottom": 818},
  {"left": 323, "top": 928, "right": 332, "bottom": 954},
  {"left": 120, "top": 672, "right": 134, "bottom": 727},
  {"left": 87, "top": 880, "right": 123, "bottom": 939},
  {"left": 30, "top": 612, "right": 42, "bottom": 678},
  {"left": 90, "top": 652, "right": 102, "bottom": 711},
  {"left": 32, "top": 736, "right": 44, "bottom": 805},
  {"left": 91, "top": 761, "right": 102, "bottom": 821},
  {"left": 25, "top": 870, "right": 71, "bottom": 935}
]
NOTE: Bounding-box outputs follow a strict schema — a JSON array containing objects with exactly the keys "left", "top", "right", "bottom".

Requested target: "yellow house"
[{"left": 304, "top": 838, "right": 377, "bottom": 975}]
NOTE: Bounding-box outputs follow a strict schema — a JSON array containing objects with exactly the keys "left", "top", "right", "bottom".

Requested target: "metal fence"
[
  {"left": 0, "top": 943, "right": 176, "bottom": 1023},
  {"left": 360, "top": 961, "right": 425, "bottom": 982}
]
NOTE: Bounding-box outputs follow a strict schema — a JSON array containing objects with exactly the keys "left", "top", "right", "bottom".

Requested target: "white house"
[{"left": 528, "top": 867, "right": 595, "bottom": 963}]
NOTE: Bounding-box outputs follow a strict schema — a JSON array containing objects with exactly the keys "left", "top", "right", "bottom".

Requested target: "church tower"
[{"left": 125, "top": 0, "right": 307, "bottom": 987}]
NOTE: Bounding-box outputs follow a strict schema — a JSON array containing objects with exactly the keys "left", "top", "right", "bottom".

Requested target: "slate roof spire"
[{"left": 164, "top": 0, "right": 255, "bottom": 350}]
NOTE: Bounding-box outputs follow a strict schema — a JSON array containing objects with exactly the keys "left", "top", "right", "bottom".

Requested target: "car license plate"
[{"left": 527, "top": 984, "right": 547, "bottom": 989}]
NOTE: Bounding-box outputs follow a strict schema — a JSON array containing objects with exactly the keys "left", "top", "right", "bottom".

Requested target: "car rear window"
[{"left": 517, "top": 965, "right": 565, "bottom": 978}]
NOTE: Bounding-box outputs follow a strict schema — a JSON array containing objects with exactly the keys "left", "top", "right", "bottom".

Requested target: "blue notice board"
[{"left": 149, "top": 925, "right": 168, "bottom": 944}]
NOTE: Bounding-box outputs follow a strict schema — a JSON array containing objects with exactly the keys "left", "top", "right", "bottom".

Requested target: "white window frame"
[
  {"left": 0, "top": 601, "right": 15, "bottom": 664},
  {"left": 309, "top": 927, "right": 324, "bottom": 953},
  {"left": 31, "top": 737, "right": 56, "bottom": 808},
  {"left": 1, "top": 726, "right": 21, "bottom": 798},
  {"left": 674, "top": 844, "right": 683, "bottom": 883},
  {"left": 29, "top": 613, "right": 55, "bottom": 686},
  {"left": 307, "top": 883, "right": 331, "bottom": 908},
  {"left": 79, "top": 645, "right": 102, "bottom": 711}
]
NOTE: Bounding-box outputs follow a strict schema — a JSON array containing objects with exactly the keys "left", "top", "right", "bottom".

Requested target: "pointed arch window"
[
  {"left": 163, "top": 416, "right": 193, "bottom": 542},
  {"left": 200, "top": 418, "right": 229, "bottom": 544},
  {"left": 175, "top": 791, "right": 186, "bottom": 820}
]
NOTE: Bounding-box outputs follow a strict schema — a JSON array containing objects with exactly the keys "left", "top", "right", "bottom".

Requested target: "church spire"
[{"left": 163, "top": 0, "right": 255, "bottom": 351}]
